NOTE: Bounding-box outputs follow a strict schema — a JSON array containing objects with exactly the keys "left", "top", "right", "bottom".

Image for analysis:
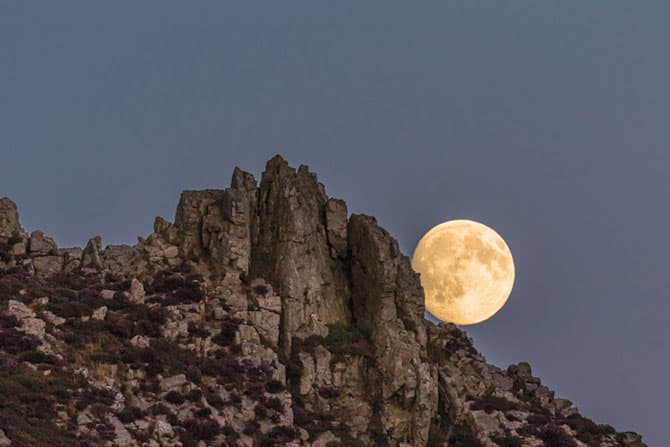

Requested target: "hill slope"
[{"left": 0, "top": 156, "right": 645, "bottom": 447}]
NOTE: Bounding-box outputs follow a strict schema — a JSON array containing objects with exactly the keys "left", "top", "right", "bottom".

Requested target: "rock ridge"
[{"left": 0, "top": 156, "right": 646, "bottom": 447}]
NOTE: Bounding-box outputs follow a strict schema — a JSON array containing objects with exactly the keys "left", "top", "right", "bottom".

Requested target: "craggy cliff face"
[{"left": 0, "top": 156, "right": 646, "bottom": 447}]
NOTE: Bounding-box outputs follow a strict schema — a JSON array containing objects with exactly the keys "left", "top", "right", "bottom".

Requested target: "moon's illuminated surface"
[{"left": 411, "top": 220, "right": 515, "bottom": 325}]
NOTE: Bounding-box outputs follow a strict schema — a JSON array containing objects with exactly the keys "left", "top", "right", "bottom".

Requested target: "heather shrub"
[
  {"left": 447, "top": 422, "right": 484, "bottom": 447},
  {"left": 117, "top": 406, "right": 145, "bottom": 423},
  {"left": 185, "top": 388, "right": 203, "bottom": 402},
  {"left": 265, "top": 379, "right": 284, "bottom": 394},
  {"left": 259, "top": 426, "right": 299, "bottom": 447},
  {"left": 427, "top": 423, "right": 449, "bottom": 447},
  {"left": 187, "top": 321, "right": 209, "bottom": 338},
  {"left": 16, "top": 351, "right": 59, "bottom": 365},
  {"left": 538, "top": 423, "right": 578, "bottom": 447},
  {"left": 470, "top": 395, "right": 521, "bottom": 414},
  {"left": 253, "top": 283, "right": 268, "bottom": 295},
  {"left": 265, "top": 396, "right": 283, "bottom": 412},
  {"left": 212, "top": 318, "right": 241, "bottom": 346},
  {"left": 254, "top": 404, "right": 268, "bottom": 419},
  {"left": 194, "top": 407, "right": 211, "bottom": 417},
  {"left": 527, "top": 413, "right": 550, "bottom": 424},
  {"left": 205, "top": 390, "right": 225, "bottom": 409},
  {"left": 491, "top": 435, "right": 523, "bottom": 447},
  {"left": 293, "top": 404, "right": 332, "bottom": 435},
  {"left": 2, "top": 329, "right": 40, "bottom": 355},
  {"left": 165, "top": 390, "right": 185, "bottom": 405},
  {"left": 0, "top": 314, "right": 18, "bottom": 328},
  {"left": 318, "top": 386, "right": 340, "bottom": 399},
  {"left": 180, "top": 417, "right": 221, "bottom": 441},
  {"left": 325, "top": 323, "right": 373, "bottom": 359}
]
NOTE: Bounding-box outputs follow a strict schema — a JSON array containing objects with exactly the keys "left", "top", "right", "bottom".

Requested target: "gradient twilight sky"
[{"left": 1, "top": 2, "right": 667, "bottom": 444}]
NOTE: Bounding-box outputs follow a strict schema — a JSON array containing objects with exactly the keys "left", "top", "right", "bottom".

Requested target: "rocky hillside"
[{"left": 0, "top": 156, "right": 645, "bottom": 447}]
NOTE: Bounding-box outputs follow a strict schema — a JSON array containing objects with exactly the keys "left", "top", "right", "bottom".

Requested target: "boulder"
[
  {"left": 160, "top": 374, "right": 188, "bottom": 393},
  {"left": 155, "top": 420, "right": 174, "bottom": 439},
  {"left": 19, "top": 317, "right": 46, "bottom": 338},
  {"left": 128, "top": 279, "right": 145, "bottom": 304},
  {"left": 0, "top": 429, "right": 10, "bottom": 447},
  {"left": 8, "top": 300, "right": 35, "bottom": 319},
  {"left": 92, "top": 306, "right": 108, "bottom": 321},
  {"left": 28, "top": 230, "right": 58, "bottom": 256},
  {"left": 32, "top": 255, "right": 63, "bottom": 276}
]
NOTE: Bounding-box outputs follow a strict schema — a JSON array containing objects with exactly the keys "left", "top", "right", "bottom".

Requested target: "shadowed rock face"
[{"left": 0, "top": 157, "right": 646, "bottom": 447}]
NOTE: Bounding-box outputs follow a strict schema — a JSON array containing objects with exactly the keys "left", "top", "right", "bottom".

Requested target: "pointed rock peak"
[
  {"left": 265, "top": 154, "right": 290, "bottom": 171},
  {"left": 261, "top": 155, "right": 297, "bottom": 185},
  {"left": 231, "top": 166, "right": 257, "bottom": 192},
  {"left": 0, "top": 197, "right": 24, "bottom": 239},
  {"left": 82, "top": 235, "right": 103, "bottom": 270}
]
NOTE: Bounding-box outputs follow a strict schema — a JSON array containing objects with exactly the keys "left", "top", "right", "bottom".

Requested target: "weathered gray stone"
[
  {"left": 155, "top": 420, "right": 174, "bottom": 439},
  {"left": 92, "top": 306, "right": 108, "bottom": 321},
  {"left": 11, "top": 242, "right": 26, "bottom": 256},
  {"left": 248, "top": 309, "right": 280, "bottom": 348},
  {"left": 130, "top": 335, "right": 150, "bottom": 348},
  {"left": 107, "top": 414, "right": 138, "bottom": 447},
  {"left": 164, "top": 246, "right": 179, "bottom": 259},
  {"left": 252, "top": 156, "right": 351, "bottom": 356},
  {"left": 325, "top": 198, "right": 348, "bottom": 259},
  {"left": 103, "top": 244, "right": 147, "bottom": 276},
  {"left": 43, "top": 310, "right": 65, "bottom": 326},
  {"left": 28, "top": 230, "right": 58, "bottom": 255},
  {"left": 82, "top": 236, "right": 103, "bottom": 270},
  {"left": 128, "top": 278, "right": 145, "bottom": 304},
  {"left": 19, "top": 317, "right": 46, "bottom": 338},
  {"left": 213, "top": 167, "right": 258, "bottom": 273},
  {"left": 0, "top": 428, "right": 10, "bottom": 447},
  {"left": 0, "top": 197, "right": 23, "bottom": 240},
  {"left": 100, "top": 289, "right": 116, "bottom": 300},
  {"left": 32, "top": 255, "right": 63, "bottom": 276},
  {"left": 174, "top": 189, "right": 226, "bottom": 260},
  {"left": 311, "top": 431, "right": 339, "bottom": 447},
  {"left": 8, "top": 300, "right": 35, "bottom": 319},
  {"left": 508, "top": 362, "right": 533, "bottom": 380},
  {"left": 348, "top": 214, "right": 435, "bottom": 445},
  {"left": 153, "top": 216, "right": 180, "bottom": 246},
  {"left": 160, "top": 374, "right": 188, "bottom": 393},
  {"left": 60, "top": 247, "right": 83, "bottom": 272}
]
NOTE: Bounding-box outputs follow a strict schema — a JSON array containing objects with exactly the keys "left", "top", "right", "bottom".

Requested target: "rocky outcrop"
[
  {"left": 0, "top": 157, "right": 646, "bottom": 447},
  {"left": 0, "top": 197, "right": 24, "bottom": 240},
  {"left": 349, "top": 214, "right": 436, "bottom": 445},
  {"left": 252, "top": 156, "right": 351, "bottom": 356}
]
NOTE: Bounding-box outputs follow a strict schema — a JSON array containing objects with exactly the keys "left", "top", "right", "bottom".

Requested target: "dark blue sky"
[{"left": 2, "top": 2, "right": 667, "bottom": 444}]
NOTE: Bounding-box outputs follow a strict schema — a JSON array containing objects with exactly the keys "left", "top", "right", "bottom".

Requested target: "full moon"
[{"left": 411, "top": 220, "right": 515, "bottom": 325}]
